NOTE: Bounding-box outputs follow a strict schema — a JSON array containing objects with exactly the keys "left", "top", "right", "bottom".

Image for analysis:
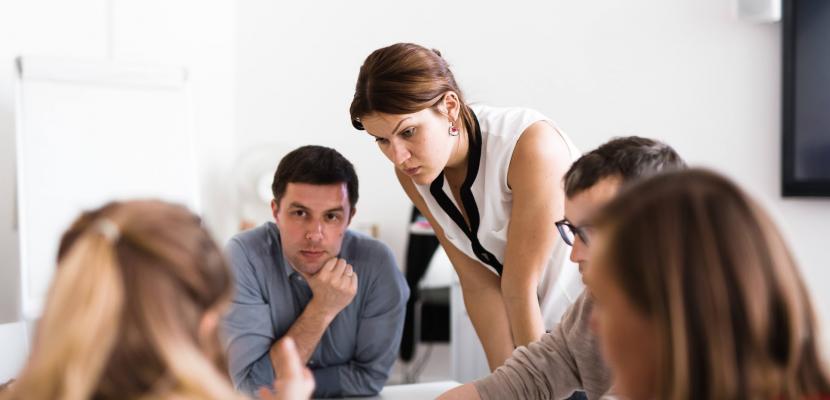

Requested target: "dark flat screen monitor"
[{"left": 783, "top": 0, "right": 830, "bottom": 196}]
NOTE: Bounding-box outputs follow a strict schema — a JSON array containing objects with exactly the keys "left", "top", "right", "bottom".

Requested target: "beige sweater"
[{"left": 473, "top": 292, "right": 613, "bottom": 400}]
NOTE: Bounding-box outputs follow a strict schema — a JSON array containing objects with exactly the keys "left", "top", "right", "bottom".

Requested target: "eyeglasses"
[{"left": 554, "top": 218, "right": 591, "bottom": 246}]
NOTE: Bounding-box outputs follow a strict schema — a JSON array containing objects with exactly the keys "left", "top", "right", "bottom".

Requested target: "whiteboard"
[{"left": 14, "top": 56, "right": 200, "bottom": 319}]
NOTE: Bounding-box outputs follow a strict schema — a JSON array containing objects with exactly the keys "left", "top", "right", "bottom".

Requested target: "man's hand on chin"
[{"left": 306, "top": 257, "right": 358, "bottom": 319}]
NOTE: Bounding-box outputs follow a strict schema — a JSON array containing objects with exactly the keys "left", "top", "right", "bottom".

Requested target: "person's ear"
[
  {"left": 347, "top": 207, "right": 357, "bottom": 225},
  {"left": 443, "top": 91, "right": 461, "bottom": 122},
  {"left": 198, "top": 310, "right": 219, "bottom": 347},
  {"left": 271, "top": 199, "right": 280, "bottom": 222}
]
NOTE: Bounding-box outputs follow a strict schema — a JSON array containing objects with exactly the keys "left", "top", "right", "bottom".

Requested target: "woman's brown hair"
[
  {"left": 4, "top": 200, "right": 243, "bottom": 400},
  {"left": 594, "top": 169, "right": 830, "bottom": 400},
  {"left": 349, "top": 42, "right": 476, "bottom": 135}
]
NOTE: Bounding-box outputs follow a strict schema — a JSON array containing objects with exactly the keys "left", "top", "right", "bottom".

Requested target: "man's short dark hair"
[
  {"left": 271, "top": 145, "right": 359, "bottom": 211},
  {"left": 563, "top": 136, "right": 686, "bottom": 198}
]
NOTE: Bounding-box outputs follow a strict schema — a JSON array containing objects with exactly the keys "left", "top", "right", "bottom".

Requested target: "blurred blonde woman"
[
  {"left": 2, "top": 200, "right": 312, "bottom": 400},
  {"left": 585, "top": 169, "right": 830, "bottom": 400}
]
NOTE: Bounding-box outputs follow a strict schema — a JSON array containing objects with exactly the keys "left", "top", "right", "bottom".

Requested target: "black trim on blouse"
[{"left": 429, "top": 111, "right": 503, "bottom": 275}]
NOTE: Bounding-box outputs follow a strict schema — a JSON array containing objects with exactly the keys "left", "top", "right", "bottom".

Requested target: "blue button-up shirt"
[{"left": 222, "top": 222, "right": 409, "bottom": 398}]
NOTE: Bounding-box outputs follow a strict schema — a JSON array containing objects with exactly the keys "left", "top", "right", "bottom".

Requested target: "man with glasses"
[{"left": 439, "top": 136, "right": 685, "bottom": 400}]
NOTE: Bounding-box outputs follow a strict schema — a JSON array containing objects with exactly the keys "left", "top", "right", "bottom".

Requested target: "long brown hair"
[
  {"left": 4, "top": 200, "right": 243, "bottom": 400},
  {"left": 594, "top": 169, "right": 830, "bottom": 400},
  {"left": 349, "top": 42, "right": 476, "bottom": 135}
]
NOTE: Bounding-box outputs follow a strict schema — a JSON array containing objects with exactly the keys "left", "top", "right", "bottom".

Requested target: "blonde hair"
[
  {"left": 3, "top": 200, "right": 245, "bottom": 400},
  {"left": 594, "top": 169, "right": 830, "bottom": 400}
]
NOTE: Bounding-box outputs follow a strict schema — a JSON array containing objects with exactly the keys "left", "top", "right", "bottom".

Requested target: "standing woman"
[{"left": 350, "top": 43, "right": 583, "bottom": 369}]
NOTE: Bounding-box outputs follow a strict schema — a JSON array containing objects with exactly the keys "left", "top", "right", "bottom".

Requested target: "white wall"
[
  {"left": 0, "top": 0, "right": 236, "bottom": 324},
  {"left": 237, "top": 0, "right": 830, "bottom": 351}
]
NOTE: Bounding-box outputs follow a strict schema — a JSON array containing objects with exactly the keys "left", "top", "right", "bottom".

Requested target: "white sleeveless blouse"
[{"left": 414, "top": 104, "right": 584, "bottom": 329}]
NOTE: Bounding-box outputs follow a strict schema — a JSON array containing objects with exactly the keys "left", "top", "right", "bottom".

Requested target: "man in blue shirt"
[{"left": 223, "top": 145, "right": 409, "bottom": 398}]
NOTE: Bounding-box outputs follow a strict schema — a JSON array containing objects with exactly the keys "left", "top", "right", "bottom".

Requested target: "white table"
[{"left": 320, "top": 381, "right": 461, "bottom": 400}]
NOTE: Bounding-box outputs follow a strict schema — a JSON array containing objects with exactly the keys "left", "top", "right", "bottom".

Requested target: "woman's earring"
[{"left": 448, "top": 121, "right": 459, "bottom": 136}]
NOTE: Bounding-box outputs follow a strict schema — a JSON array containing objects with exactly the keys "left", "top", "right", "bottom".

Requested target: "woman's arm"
[
  {"left": 502, "top": 121, "right": 574, "bottom": 346},
  {"left": 395, "top": 169, "right": 514, "bottom": 370}
]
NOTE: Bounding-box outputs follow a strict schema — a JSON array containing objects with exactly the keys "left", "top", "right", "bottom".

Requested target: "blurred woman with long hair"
[
  {"left": 585, "top": 169, "right": 830, "bottom": 400},
  {"left": 3, "top": 200, "right": 312, "bottom": 400}
]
